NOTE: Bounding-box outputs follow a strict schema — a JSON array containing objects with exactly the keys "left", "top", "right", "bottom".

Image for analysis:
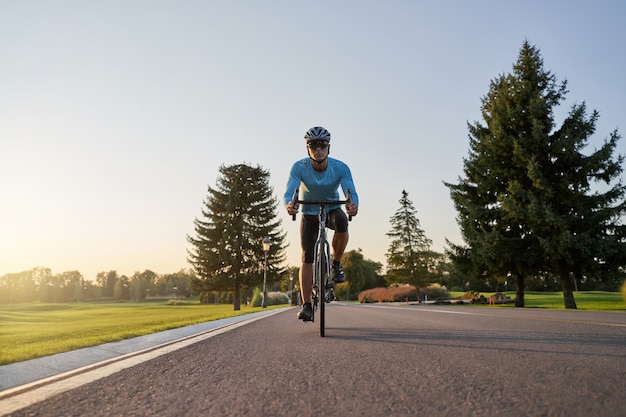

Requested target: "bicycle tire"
[
  {"left": 317, "top": 245, "right": 327, "bottom": 337},
  {"left": 311, "top": 289, "right": 317, "bottom": 323}
]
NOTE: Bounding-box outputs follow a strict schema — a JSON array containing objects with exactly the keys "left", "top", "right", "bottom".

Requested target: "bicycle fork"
[{"left": 312, "top": 238, "right": 332, "bottom": 314}]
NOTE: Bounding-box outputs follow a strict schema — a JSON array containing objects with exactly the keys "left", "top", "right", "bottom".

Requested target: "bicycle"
[{"left": 291, "top": 188, "right": 352, "bottom": 337}]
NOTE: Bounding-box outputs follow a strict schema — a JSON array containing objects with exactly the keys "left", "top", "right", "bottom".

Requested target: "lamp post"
[
  {"left": 262, "top": 236, "right": 271, "bottom": 308},
  {"left": 289, "top": 271, "right": 294, "bottom": 305}
]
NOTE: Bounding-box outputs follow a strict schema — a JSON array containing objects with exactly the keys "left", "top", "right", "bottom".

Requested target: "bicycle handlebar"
[{"left": 291, "top": 189, "right": 353, "bottom": 222}]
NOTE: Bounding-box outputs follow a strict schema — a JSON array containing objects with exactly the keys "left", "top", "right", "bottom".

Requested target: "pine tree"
[
  {"left": 187, "top": 163, "right": 286, "bottom": 310},
  {"left": 386, "top": 190, "right": 433, "bottom": 299},
  {"left": 445, "top": 41, "right": 562, "bottom": 306},
  {"left": 445, "top": 40, "right": 625, "bottom": 308},
  {"left": 506, "top": 103, "right": 625, "bottom": 307}
]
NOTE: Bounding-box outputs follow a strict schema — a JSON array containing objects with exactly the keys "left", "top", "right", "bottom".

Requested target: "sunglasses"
[{"left": 307, "top": 141, "right": 329, "bottom": 150}]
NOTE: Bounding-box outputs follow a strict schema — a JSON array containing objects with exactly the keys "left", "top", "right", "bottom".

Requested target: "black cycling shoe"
[
  {"left": 297, "top": 303, "right": 313, "bottom": 321},
  {"left": 332, "top": 262, "right": 345, "bottom": 283}
]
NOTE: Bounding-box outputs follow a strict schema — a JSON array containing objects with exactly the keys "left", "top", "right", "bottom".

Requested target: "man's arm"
[
  {"left": 340, "top": 164, "right": 359, "bottom": 216},
  {"left": 284, "top": 164, "right": 301, "bottom": 215}
]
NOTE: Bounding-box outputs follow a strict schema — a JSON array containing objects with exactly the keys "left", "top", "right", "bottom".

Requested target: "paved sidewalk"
[{"left": 0, "top": 308, "right": 290, "bottom": 392}]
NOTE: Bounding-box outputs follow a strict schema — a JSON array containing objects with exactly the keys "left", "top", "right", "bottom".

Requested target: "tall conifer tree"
[
  {"left": 386, "top": 190, "right": 432, "bottom": 299},
  {"left": 187, "top": 163, "right": 286, "bottom": 310},
  {"left": 445, "top": 41, "right": 625, "bottom": 308}
]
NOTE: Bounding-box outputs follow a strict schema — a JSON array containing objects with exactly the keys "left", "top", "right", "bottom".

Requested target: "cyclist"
[{"left": 284, "top": 126, "right": 359, "bottom": 321}]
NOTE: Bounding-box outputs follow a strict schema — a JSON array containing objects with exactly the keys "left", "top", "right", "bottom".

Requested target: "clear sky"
[{"left": 1, "top": 1, "right": 624, "bottom": 281}]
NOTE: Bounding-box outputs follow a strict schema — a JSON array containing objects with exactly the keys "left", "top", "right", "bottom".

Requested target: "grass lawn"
[
  {"left": 448, "top": 290, "right": 626, "bottom": 311},
  {"left": 0, "top": 301, "right": 285, "bottom": 366},
  {"left": 1, "top": 291, "right": 623, "bottom": 366}
]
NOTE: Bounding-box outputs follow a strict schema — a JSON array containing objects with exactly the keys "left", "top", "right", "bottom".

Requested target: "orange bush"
[
  {"left": 358, "top": 284, "right": 450, "bottom": 303},
  {"left": 358, "top": 286, "right": 418, "bottom": 303}
]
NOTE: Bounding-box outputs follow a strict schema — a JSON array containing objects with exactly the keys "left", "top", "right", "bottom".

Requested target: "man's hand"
[
  {"left": 346, "top": 202, "right": 358, "bottom": 217},
  {"left": 287, "top": 201, "right": 300, "bottom": 216}
]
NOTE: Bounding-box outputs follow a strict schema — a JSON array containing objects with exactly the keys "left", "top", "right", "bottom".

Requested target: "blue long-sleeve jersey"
[{"left": 283, "top": 157, "right": 359, "bottom": 215}]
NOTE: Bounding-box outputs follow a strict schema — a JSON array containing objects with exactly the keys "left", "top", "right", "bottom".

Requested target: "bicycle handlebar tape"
[
  {"left": 346, "top": 190, "right": 352, "bottom": 221},
  {"left": 291, "top": 188, "right": 299, "bottom": 221}
]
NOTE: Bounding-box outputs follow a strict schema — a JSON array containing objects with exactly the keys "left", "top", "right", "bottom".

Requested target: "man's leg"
[
  {"left": 332, "top": 232, "right": 349, "bottom": 263},
  {"left": 331, "top": 231, "right": 349, "bottom": 283},
  {"left": 297, "top": 262, "right": 314, "bottom": 321},
  {"left": 298, "top": 215, "right": 317, "bottom": 321},
  {"left": 300, "top": 262, "right": 313, "bottom": 304}
]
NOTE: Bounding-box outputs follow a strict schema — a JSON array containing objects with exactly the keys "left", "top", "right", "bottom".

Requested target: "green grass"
[
  {"left": 1, "top": 292, "right": 623, "bottom": 367},
  {"left": 448, "top": 290, "right": 626, "bottom": 311},
  {"left": 0, "top": 300, "right": 286, "bottom": 366}
]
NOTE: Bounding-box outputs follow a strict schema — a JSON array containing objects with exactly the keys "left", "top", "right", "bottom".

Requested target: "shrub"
[
  {"left": 251, "top": 289, "right": 289, "bottom": 307},
  {"left": 358, "top": 286, "right": 417, "bottom": 303},
  {"left": 421, "top": 283, "right": 451, "bottom": 300},
  {"left": 358, "top": 284, "right": 451, "bottom": 303},
  {"left": 470, "top": 295, "right": 488, "bottom": 304},
  {"left": 460, "top": 290, "right": 480, "bottom": 300},
  {"left": 358, "top": 287, "right": 383, "bottom": 303},
  {"left": 166, "top": 299, "right": 195, "bottom": 306}
]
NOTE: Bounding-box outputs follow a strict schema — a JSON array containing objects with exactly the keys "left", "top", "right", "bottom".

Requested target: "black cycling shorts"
[{"left": 300, "top": 208, "right": 348, "bottom": 264}]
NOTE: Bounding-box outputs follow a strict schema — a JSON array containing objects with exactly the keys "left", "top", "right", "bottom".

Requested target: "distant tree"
[
  {"left": 386, "top": 190, "right": 433, "bottom": 300},
  {"left": 421, "top": 250, "right": 448, "bottom": 286},
  {"left": 278, "top": 265, "right": 300, "bottom": 294},
  {"left": 445, "top": 40, "right": 625, "bottom": 308},
  {"left": 442, "top": 243, "right": 478, "bottom": 291},
  {"left": 83, "top": 280, "right": 98, "bottom": 300},
  {"left": 335, "top": 249, "right": 385, "bottom": 300},
  {"left": 187, "top": 163, "right": 287, "bottom": 310},
  {"left": 96, "top": 270, "right": 118, "bottom": 298},
  {"left": 129, "top": 270, "right": 157, "bottom": 301},
  {"left": 113, "top": 275, "right": 130, "bottom": 300},
  {"left": 156, "top": 269, "right": 195, "bottom": 298},
  {"left": 57, "top": 270, "right": 84, "bottom": 302},
  {"left": 0, "top": 269, "right": 42, "bottom": 303},
  {"left": 33, "top": 268, "right": 57, "bottom": 302}
]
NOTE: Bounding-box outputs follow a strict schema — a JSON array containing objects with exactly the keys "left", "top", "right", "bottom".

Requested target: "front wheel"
[{"left": 316, "top": 248, "right": 327, "bottom": 337}]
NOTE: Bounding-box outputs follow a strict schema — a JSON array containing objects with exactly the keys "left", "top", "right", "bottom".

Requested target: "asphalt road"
[{"left": 3, "top": 303, "right": 625, "bottom": 417}]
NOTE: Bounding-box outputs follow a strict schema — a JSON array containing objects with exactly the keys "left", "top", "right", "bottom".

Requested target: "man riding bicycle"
[{"left": 284, "top": 126, "right": 359, "bottom": 321}]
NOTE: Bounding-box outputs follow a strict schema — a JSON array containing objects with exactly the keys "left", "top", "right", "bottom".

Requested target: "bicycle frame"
[{"left": 292, "top": 189, "right": 351, "bottom": 337}]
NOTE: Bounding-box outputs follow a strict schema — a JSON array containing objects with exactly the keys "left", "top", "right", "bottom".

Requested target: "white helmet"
[{"left": 304, "top": 126, "right": 331, "bottom": 142}]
